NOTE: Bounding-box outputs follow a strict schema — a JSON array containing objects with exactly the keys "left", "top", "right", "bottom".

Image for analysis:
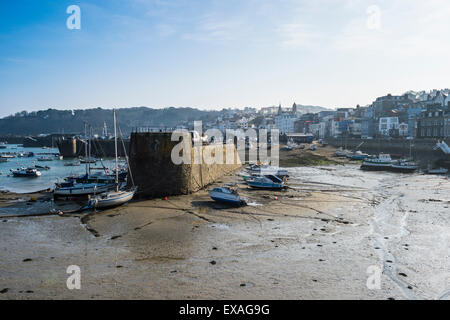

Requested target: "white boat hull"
[{"left": 89, "top": 189, "right": 136, "bottom": 208}]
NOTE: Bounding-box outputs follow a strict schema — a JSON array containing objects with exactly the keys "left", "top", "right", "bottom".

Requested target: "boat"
[
  {"left": 390, "top": 160, "right": 419, "bottom": 173},
  {"left": 11, "top": 167, "right": 41, "bottom": 177},
  {"left": 87, "top": 109, "right": 136, "bottom": 209},
  {"left": 246, "top": 175, "right": 285, "bottom": 189},
  {"left": 0, "top": 154, "right": 14, "bottom": 159},
  {"left": 246, "top": 164, "right": 289, "bottom": 178},
  {"left": 54, "top": 124, "right": 115, "bottom": 198},
  {"left": 347, "top": 150, "right": 370, "bottom": 160},
  {"left": 334, "top": 148, "right": 351, "bottom": 158},
  {"left": 0, "top": 143, "right": 7, "bottom": 149},
  {"left": 209, "top": 187, "right": 247, "bottom": 206},
  {"left": 34, "top": 165, "right": 50, "bottom": 171},
  {"left": 88, "top": 187, "right": 137, "bottom": 209},
  {"left": 80, "top": 157, "right": 97, "bottom": 164},
  {"left": 64, "top": 161, "right": 81, "bottom": 167},
  {"left": 360, "top": 154, "right": 395, "bottom": 171},
  {"left": 37, "top": 156, "right": 54, "bottom": 162},
  {"left": 425, "top": 165, "right": 448, "bottom": 175},
  {"left": 309, "top": 144, "right": 316, "bottom": 151},
  {"left": 0, "top": 157, "right": 8, "bottom": 162}
]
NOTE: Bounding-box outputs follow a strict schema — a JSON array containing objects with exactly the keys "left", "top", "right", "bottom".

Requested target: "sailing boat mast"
[
  {"left": 84, "top": 122, "right": 88, "bottom": 175},
  {"left": 114, "top": 109, "right": 119, "bottom": 192}
]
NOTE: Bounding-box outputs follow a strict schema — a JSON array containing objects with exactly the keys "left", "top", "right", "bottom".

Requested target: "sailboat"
[
  {"left": 88, "top": 109, "right": 137, "bottom": 209},
  {"left": 54, "top": 123, "right": 115, "bottom": 198}
]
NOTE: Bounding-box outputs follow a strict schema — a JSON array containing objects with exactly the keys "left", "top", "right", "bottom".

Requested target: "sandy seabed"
[{"left": 0, "top": 164, "right": 449, "bottom": 300}]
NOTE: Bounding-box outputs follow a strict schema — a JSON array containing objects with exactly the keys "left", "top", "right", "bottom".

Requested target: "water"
[{"left": 0, "top": 144, "right": 118, "bottom": 193}]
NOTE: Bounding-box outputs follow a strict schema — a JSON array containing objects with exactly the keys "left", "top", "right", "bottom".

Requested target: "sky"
[{"left": 1, "top": 0, "right": 450, "bottom": 117}]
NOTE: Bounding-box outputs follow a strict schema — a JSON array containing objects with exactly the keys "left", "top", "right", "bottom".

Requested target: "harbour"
[{"left": 1, "top": 163, "right": 448, "bottom": 299}]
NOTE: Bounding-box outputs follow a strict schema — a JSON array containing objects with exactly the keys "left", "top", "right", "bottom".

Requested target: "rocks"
[
  {"left": 398, "top": 272, "right": 407, "bottom": 277},
  {"left": 0, "top": 288, "right": 8, "bottom": 294},
  {"left": 209, "top": 260, "right": 217, "bottom": 265},
  {"left": 110, "top": 235, "right": 121, "bottom": 240},
  {"left": 22, "top": 258, "right": 32, "bottom": 262}
]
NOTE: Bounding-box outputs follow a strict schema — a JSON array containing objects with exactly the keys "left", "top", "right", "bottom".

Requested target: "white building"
[
  {"left": 275, "top": 114, "right": 297, "bottom": 134},
  {"left": 399, "top": 122, "right": 409, "bottom": 137},
  {"left": 379, "top": 117, "right": 399, "bottom": 136}
]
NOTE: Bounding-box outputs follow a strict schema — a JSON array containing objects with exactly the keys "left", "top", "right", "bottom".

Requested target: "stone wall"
[{"left": 128, "top": 132, "right": 242, "bottom": 199}]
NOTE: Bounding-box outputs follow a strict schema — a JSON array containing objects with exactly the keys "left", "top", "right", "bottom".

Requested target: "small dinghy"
[
  {"left": 246, "top": 174, "right": 285, "bottom": 190},
  {"left": 209, "top": 187, "right": 247, "bottom": 206}
]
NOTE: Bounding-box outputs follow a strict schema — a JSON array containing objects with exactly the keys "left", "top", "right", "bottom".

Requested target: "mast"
[
  {"left": 84, "top": 122, "right": 88, "bottom": 175},
  {"left": 114, "top": 109, "right": 119, "bottom": 192},
  {"left": 88, "top": 125, "right": 92, "bottom": 176}
]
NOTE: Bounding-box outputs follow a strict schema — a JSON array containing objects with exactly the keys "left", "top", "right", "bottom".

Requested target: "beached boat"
[
  {"left": 246, "top": 175, "right": 285, "bottom": 189},
  {"left": 390, "top": 160, "right": 419, "bottom": 173},
  {"left": 347, "top": 150, "right": 370, "bottom": 160},
  {"left": 360, "top": 154, "right": 395, "bottom": 171},
  {"left": 334, "top": 148, "right": 351, "bottom": 158},
  {"left": 11, "top": 167, "right": 41, "bottom": 177},
  {"left": 209, "top": 187, "right": 247, "bottom": 206},
  {"left": 88, "top": 187, "right": 137, "bottom": 209},
  {"left": 87, "top": 109, "right": 136, "bottom": 209},
  {"left": 246, "top": 164, "right": 289, "bottom": 178},
  {"left": 425, "top": 166, "right": 448, "bottom": 175}
]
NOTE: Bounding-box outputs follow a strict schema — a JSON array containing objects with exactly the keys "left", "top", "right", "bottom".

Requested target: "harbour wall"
[
  {"left": 128, "top": 132, "right": 242, "bottom": 199},
  {"left": 56, "top": 138, "right": 130, "bottom": 158}
]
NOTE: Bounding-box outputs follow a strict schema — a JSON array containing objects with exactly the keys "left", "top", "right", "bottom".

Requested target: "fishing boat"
[
  {"left": 246, "top": 175, "right": 285, "bottom": 189},
  {"left": 360, "top": 154, "right": 395, "bottom": 171},
  {"left": 209, "top": 187, "right": 247, "bottom": 206},
  {"left": 11, "top": 167, "right": 41, "bottom": 177},
  {"left": 0, "top": 142, "right": 7, "bottom": 149},
  {"left": 390, "top": 160, "right": 419, "bottom": 173},
  {"left": 87, "top": 109, "right": 136, "bottom": 209}
]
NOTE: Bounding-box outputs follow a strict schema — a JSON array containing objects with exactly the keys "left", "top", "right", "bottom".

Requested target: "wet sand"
[{"left": 0, "top": 165, "right": 449, "bottom": 299}]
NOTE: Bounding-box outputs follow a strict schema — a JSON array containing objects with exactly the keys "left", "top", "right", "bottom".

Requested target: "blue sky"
[{"left": 1, "top": 0, "right": 449, "bottom": 117}]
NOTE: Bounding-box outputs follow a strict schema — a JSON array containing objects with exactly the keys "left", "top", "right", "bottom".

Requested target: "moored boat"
[
  {"left": 54, "top": 181, "right": 114, "bottom": 198},
  {"left": 209, "top": 187, "right": 247, "bottom": 206},
  {"left": 11, "top": 167, "right": 41, "bottom": 177}
]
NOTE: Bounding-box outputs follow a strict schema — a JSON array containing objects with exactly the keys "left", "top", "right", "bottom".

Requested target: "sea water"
[{"left": 0, "top": 144, "right": 119, "bottom": 193}]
